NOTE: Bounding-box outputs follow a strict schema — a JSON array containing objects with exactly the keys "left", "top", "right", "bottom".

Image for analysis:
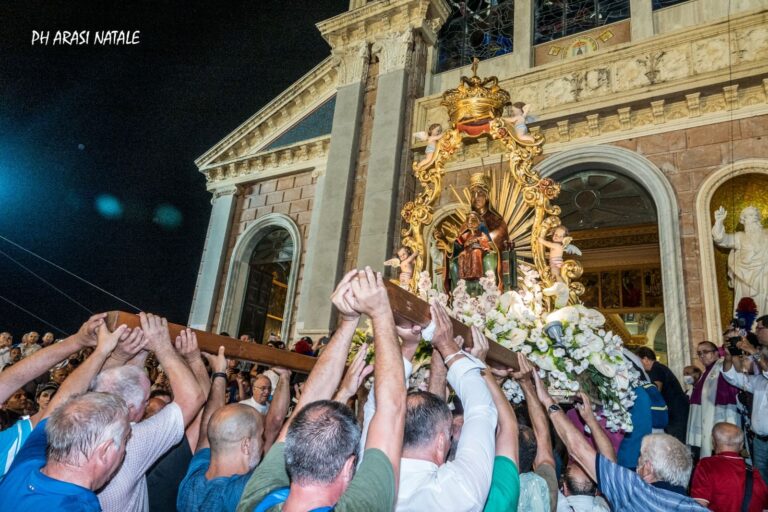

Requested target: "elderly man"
[
  {"left": 0, "top": 392, "right": 130, "bottom": 510},
  {"left": 93, "top": 313, "right": 205, "bottom": 512},
  {"left": 690, "top": 422, "right": 768, "bottom": 511},
  {"left": 534, "top": 369, "right": 706, "bottom": 511},
  {"left": 240, "top": 374, "right": 272, "bottom": 414},
  {"left": 237, "top": 268, "right": 406, "bottom": 512},
  {"left": 392, "top": 302, "right": 498, "bottom": 511},
  {"left": 723, "top": 345, "right": 768, "bottom": 483}
]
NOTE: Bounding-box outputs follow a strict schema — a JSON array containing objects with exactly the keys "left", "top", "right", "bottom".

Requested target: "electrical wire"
[
  {"left": 0, "top": 248, "right": 94, "bottom": 315},
  {"left": 0, "top": 234, "right": 142, "bottom": 312},
  {"left": 0, "top": 293, "right": 69, "bottom": 336}
]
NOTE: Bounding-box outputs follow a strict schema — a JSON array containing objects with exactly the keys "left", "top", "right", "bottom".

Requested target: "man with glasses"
[
  {"left": 687, "top": 341, "right": 740, "bottom": 458},
  {"left": 636, "top": 347, "right": 689, "bottom": 444},
  {"left": 241, "top": 374, "right": 273, "bottom": 415}
]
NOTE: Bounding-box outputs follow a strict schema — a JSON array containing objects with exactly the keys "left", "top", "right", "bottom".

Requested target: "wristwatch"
[
  {"left": 752, "top": 352, "right": 763, "bottom": 362},
  {"left": 547, "top": 403, "right": 563, "bottom": 415}
]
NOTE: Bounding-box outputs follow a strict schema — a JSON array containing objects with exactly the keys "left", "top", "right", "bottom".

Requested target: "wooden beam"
[
  {"left": 105, "top": 311, "right": 317, "bottom": 373},
  {"left": 384, "top": 281, "right": 519, "bottom": 371},
  {"left": 106, "top": 282, "right": 520, "bottom": 375}
]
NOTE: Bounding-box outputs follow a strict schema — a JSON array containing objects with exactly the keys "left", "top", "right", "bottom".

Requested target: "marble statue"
[{"left": 712, "top": 205, "right": 768, "bottom": 315}]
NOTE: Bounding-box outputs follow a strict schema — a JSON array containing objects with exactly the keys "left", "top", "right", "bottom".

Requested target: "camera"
[
  {"left": 727, "top": 318, "right": 746, "bottom": 356},
  {"left": 727, "top": 336, "right": 743, "bottom": 356}
]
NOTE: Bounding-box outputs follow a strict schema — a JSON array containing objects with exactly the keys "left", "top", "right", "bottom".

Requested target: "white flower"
[
  {"left": 589, "top": 352, "right": 617, "bottom": 378},
  {"left": 546, "top": 306, "right": 579, "bottom": 325}
]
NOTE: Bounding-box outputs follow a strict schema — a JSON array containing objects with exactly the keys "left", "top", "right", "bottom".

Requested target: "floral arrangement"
[{"left": 417, "top": 264, "right": 638, "bottom": 432}]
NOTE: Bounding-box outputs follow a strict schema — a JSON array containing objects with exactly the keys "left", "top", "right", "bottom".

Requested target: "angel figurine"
[
  {"left": 539, "top": 225, "right": 581, "bottom": 282},
  {"left": 503, "top": 102, "right": 535, "bottom": 143},
  {"left": 413, "top": 123, "right": 443, "bottom": 169},
  {"left": 384, "top": 246, "right": 418, "bottom": 289}
]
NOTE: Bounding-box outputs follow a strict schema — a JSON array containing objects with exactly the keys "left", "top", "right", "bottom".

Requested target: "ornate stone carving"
[
  {"left": 723, "top": 84, "right": 740, "bottom": 110},
  {"left": 372, "top": 30, "right": 413, "bottom": 74},
  {"left": 650, "top": 100, "right": 666, "bottom": 124},
  {"left": 617, "top": 107, "right": 632, "bottom": 130},
  {"left": 557, "top": 120, "right": 570, "bottom": 142},
  {"left": 332, "top": 42, "right": 369, "bottom": 86},
  {"left": 586, "top": 114, "right": 600, "bottom": 137},
  {"left": 686, "top": 92, "right": 701, "bottom": 117}
]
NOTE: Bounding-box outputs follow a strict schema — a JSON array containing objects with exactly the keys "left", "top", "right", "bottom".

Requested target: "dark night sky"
[{"left": 0, "top": 1, "right": 348, "bottom": 337}]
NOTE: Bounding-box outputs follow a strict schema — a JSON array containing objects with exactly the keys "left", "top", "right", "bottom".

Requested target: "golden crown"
[
  {"left": 441, "top": 58, "right": 511, "bottom": 126},
  {"left": 469, "top": 172, "right": 491, "bottom": 192}
]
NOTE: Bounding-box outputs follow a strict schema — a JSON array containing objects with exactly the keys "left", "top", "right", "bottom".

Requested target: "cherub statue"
[
  {"left": 539, "top": 225, "right": 581, "bottom": 282},
  {"left": 414, "top": 123, "right": 443, "bottom": 169},
  {"left": 503, "top": 102, "right": 535, "bottom": 143},
  {"left": 384, "top": 246, "right": 418, "bottom": 289}
]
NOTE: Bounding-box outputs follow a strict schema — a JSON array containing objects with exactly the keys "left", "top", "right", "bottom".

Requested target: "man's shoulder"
[{"left": 132, "top": 401, "right": 183, "bottom": 437}]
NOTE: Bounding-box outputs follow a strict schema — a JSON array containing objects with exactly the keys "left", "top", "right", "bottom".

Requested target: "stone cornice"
[
  {"left": 316, "top": 0, "right": 450, "bottom": 49},
  {"left": 414, "top": 9, "right": 768, "bottom": 134},
  {"left": 203, "top": 135, "right": 331, "bottom": 191},
  {"left": 422, "top": 80, "right": 768, "bottom": 173},
  {"left": 195, "top": 57, "right": 337, "bottom": 169}
]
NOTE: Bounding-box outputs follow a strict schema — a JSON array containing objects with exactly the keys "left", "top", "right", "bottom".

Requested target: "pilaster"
[
  {"left": 511, "top": 0, "right": 533, "bottom": 70},
  {"left": 630, "top": 0, "right": 654, "bottom": 41},
  {"left": 188, "top": 185, "right": 240, "bottom": 330}
]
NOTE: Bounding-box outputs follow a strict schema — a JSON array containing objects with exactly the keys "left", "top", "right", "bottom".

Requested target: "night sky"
[{"left": 0, "top": 1, "right": 348, "bottom": 337}]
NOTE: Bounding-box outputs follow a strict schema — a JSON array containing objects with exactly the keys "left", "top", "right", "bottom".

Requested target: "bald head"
[
  {"left": 208, "top": 404, "right": 264, "bottom": 456},
  {"left": 712, "top": 422, "right": 744, "bottom": 453}
]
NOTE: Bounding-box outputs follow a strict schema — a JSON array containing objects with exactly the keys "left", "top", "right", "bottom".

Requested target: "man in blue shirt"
[
  {"left": 532, "top": 369, "right": 707, "bottom": 512},
  {"left": 0, "top": 391, "right": 131, "bottom": 511}
]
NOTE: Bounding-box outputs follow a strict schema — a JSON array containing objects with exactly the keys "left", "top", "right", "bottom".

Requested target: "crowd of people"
[{"left": 0, "top": 267, "right": 767, "bottom": 511}]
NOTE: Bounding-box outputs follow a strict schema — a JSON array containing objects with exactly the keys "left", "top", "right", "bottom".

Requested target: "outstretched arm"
[
  {"left": 351, "top": 268, "right": 406, "bottom": 483},
  {"left": 276, "top": 270, "right": 361, "bottom": 442},
  {"left": 512, "top": 356, "right": 555, "bottom": 469},
  {"left": 141, "top": 313, "right": 205, "bottom": 426},
  {"left": 45, "top": 323, "right": 137, "bottom": 419},
  {"left": 576, "top": 392, "right": 615, "bottom": 462},
  {"left": 538, "top": 237, "right": 559, "bottom": 250},
  {"left": 0, "top": 313, "right": 106, "bottom": 403},
  {"left": 263, "top": 367, "right": 291, "bottom": 454},
  {"left": 197, "top": 346, "right": 226, "bottom": 452}
]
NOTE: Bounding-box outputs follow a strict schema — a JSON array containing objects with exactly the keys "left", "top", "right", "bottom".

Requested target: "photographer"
[{"left": 723, "top": 338, "right": 768, "bottom": 483}]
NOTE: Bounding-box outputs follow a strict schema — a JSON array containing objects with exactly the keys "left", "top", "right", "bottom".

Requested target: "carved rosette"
[{"left": 400, "top": 66, "right": 583, "bottom": 309}]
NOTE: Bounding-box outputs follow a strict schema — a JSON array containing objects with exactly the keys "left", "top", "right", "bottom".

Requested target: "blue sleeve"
[
  {"left": 597, "top": 453, "right": 642, "bottom": 509},
  {"left": 184, "top": 448, "right": 211, "bottom": 478},
  {"left": 9, "top": 418, "right": 48, "bottom": 470}
]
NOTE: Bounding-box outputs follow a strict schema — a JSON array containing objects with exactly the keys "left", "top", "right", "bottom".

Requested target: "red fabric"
[
  {"left": 293, "top": 339, "right": 313, "bottom": 355},
  {"left": 691, "top": 452, "right": 768, "bottom": 512}
]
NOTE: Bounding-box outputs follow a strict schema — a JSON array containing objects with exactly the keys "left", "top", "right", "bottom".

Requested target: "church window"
[
  {"left": 534, "top": 0, "right": 630, "bottom": 45},
  {"left": 652, "top": 0, "right": 692, "bottom": 10},
  {"left": 435, "top": 0, "right": 515, "bottom": 73},
  {"left": 238, "top": 226, "right": 294, "bottom": 343}
]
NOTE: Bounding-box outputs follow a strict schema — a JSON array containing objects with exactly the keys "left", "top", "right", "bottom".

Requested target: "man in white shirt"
[
  {"left": 239, "top": 374, "right": 271, "bottom": 415},
  {"left": 722, "top": 346, "right": 768, "bottom": 483},
  {"left": 364, "top": 303, "right": 497, "bottom": 512}
]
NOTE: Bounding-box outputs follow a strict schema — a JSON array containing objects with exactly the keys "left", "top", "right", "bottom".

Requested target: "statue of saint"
[
  {"left": 712, "top": 205, "right": 768, "bottom": 315},
  {"left": 452, "top": 212, "right": 494, "bottom": 295},
  {"left": 469, "top": 173, "right": 510, "bottom": 252}
]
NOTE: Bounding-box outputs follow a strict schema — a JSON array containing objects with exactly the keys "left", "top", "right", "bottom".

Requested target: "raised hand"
[
  {"left": 203, "top": 345, "right": 227, "bottom": 374},
  {"left": 110, "top": 324, "right": 149, "bottom": 363},
  {"left": 510, "top": 352, "right": 534, "bottom": 383},
  {"left": 95, "top": 323, "right": 129, "bottom": 356},
  {"left": 532, "top": 368, "right": 556, "bottom": 407},
  {"left": 430, "top": 302, "right": 457, "bottom": 358},
  {"left": 175, "top": 328, "right": 201, "bottom": 361},
  {"left": 272, "top": 366, "right": 292, "bottom": 380},
  {"left": 469, "top": 326, "right": 489, "bottom": 362},
  {"left": 348, "top": 267, "right": 391, "bottom": 319},
  {"left": 575, "top": 392, "right": 597, "bottom": 424},
  {"left": 334, "top": 343, "right": 373, "bottom": 403},
  {"left": 139, "top": 312, "right": 172, "bottom": 352},
  {"left": 75, "top": 312, "right": 108, "bottom": 348},
  {"left": 714, "top": 206, "right": 727, "bottom": 223},
  {"left": 331, "top": 269, "right": 362, "bottom": 321}
]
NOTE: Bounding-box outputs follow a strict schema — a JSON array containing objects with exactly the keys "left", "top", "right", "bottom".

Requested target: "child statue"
[
  {"left": 384, "top": 246, "right": 418, "bottom": 289},
  {"left": 539, "top": 225, "right": 581, "bottom": 282},
  {"left": 414, "top": 123, "right": 444, "bottom": 169},
  {"left": 503, "top": 102, "right": 535, "bottom": 143}
]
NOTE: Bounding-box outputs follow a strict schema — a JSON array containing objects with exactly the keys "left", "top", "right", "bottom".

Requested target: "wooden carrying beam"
[
  {"left": 383, "top": 281, "right": 519, "bottom": 371},
  {"left": 105, "top": 311, "right": 317, "bottom": 373},
  {"left": 106, "top": 282, "right": 519, "bottom": 375}
]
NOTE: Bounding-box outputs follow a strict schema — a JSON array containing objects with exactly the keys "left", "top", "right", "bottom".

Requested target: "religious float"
[{"left": 374, "top": 59, "right": 638, "bottom": 432}]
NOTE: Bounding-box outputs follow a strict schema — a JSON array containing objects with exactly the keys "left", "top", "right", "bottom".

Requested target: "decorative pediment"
[{"left": 195, "top": 57, "right": 338, "bottom": 173}]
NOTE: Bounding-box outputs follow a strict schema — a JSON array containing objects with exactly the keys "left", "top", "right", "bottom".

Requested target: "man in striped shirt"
[{"left": 532, "top": 369, "right": 707, "bottom": 511}]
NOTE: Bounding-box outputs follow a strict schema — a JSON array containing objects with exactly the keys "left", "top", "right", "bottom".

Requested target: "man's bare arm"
[
  {"left": 263, "top": 367, "right": 291, "bottom": 454},
  {"left": 0, "top": 313, "right": 106, "bottom": 403}
]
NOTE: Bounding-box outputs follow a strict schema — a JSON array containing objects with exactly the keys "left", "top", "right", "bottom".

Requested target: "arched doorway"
[
  {"left": 536, "top": 145, "right": 689, "bottom": 376},
  {"left": 218, "top": 213, "right": 301, "bottom": 343}
]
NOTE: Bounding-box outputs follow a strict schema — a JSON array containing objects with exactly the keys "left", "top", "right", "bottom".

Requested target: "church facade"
[{"left": 189, "top": 0, "right": 768, "bottom": 377}]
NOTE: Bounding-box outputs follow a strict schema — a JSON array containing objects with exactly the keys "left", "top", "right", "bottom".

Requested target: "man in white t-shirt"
[{"left": 240, "top": 374, "right": 272, "bottom": 415}]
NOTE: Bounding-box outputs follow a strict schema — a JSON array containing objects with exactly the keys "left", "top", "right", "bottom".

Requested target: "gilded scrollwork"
[{"left": 400, "top": 60, "right": 583, "bottom": 309}]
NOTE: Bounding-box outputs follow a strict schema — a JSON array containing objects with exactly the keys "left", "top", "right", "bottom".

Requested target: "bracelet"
[
  {"left": 752, "top": 352, "right": 763, "bottom": 362},
  {"left": 443, "top": 350, "right": 465, "bottom": 365},
  {"left": 212, "top": 372, "right": 227, "bottom": 381}
]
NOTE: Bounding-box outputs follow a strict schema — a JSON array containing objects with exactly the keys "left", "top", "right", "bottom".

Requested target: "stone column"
[
  {"left": 511, "top": 0, "right": 534, "bottom": 71},
  {"left": 295, "top": 43, "right": 369, "bottom": 335},
  {"left": 356, "top": 31, "right": 413, "bottom": 270},
  {"left": 630, "top": 0, "right": 654, "bottom": 41},
  {"left": 188, "top": 186, "right": 239, "bottom": 330}
]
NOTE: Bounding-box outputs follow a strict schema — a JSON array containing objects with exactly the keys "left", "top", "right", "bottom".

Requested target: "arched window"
[
  {"left": 534, "top": 0, "right": 630, "bottom": 45},
  {"left": 435, "top": 0, "right": 515, "bottom": 73}
]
